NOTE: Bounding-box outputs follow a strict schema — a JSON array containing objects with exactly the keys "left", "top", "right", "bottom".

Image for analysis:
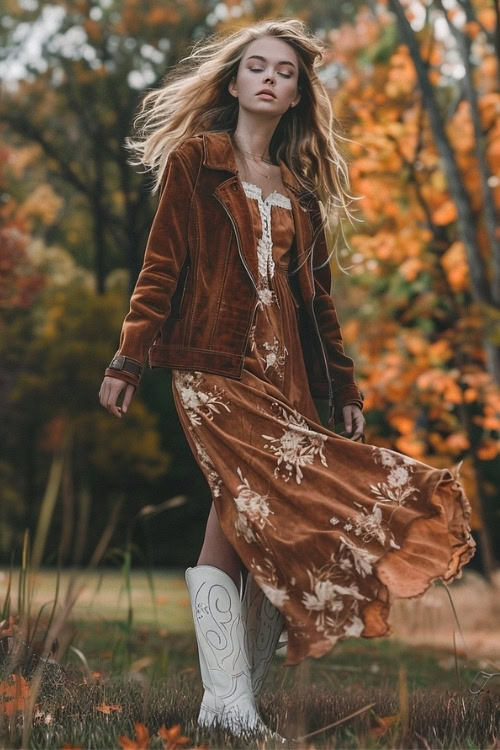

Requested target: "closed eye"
[{"left": 249, "top": 67, "right": 292, "bottom": 78}]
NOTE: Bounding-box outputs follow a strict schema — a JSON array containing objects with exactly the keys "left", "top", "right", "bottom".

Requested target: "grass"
[
  {"left": 1, "top": 566, "right": 500, "bottom": 749},
  {"left": 1, "top": 470, "right": 499, "bottom": 750},
  {"left": 0, "top": 568, "right": 195, "bottom": 633},
  {"left": 2, "top": 623, "right": 499, "bottom": 749}
]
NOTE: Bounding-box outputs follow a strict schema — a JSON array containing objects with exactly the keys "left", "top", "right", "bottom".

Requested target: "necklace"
[
  {"left": 237, "top": 147, "right": 273, "bottom": 165},
  {"left": 232, "top": 136, "right": 274, "bottom": 180}
]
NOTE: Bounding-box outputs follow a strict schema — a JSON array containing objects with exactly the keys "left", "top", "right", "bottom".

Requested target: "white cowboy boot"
[
  {"left": 240, "top": 570, "right": 287, "bottom": 700},
  {"left": 185, "top": 564, "right": 287, "bottom": 742}
]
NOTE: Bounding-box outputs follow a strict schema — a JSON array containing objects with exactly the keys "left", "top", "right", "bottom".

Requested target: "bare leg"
[{"left": 197, "top": 501, "right": 248, "bottom": 592}]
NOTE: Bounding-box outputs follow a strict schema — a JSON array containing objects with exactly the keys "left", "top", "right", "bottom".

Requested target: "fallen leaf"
[
  {"left": 158, "top": 723, "right": 191, "bottom": 749},
  {"left": 96, "top": 703, "right": 122, "bottom": 714},
  {"left": 119, "top": 721, "right": 150, "bottom": 749},
  {"left": 0, "top": 674, "right": 30, "bottom": 716},
  {"left": 369, "top": 713, "right": 400, "bottom": 737}
]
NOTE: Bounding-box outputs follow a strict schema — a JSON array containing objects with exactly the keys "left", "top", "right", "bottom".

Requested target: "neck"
[{"left": 231, "top": 119, "right": 278, "bottom": 162}]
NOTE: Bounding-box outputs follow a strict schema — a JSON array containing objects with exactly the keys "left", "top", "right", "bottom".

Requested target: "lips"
[{"left": 256, "top": 90, "right": 276, "bottom": 99}]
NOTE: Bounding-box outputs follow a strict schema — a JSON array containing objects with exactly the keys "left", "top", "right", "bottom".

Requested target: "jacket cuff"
[
  {"left": 104, "top": 368, "right": 139, "bottom": 388},
  {"left": 333, "top": 384, "right": 364, "bottom": 413}
]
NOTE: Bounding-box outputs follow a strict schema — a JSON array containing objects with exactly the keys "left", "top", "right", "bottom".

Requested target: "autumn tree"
[
  {"left": 0, "top": 0, "right": 210, "bottom": 294},
  {"left": 0, "top": 139, "right": 181, "bottom": 564},
  {"left": 326, "top": 1, "right": 499, "bottom": 578}
]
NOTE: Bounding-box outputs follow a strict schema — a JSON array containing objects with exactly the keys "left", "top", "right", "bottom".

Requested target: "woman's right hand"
[{"left": 99, "top": 376, "right": 136, "bottom": 418}]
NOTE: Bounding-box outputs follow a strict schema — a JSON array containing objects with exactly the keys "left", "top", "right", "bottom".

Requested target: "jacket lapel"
[{"left": 202, "top": 130, "right": 315, "bottom": 300}]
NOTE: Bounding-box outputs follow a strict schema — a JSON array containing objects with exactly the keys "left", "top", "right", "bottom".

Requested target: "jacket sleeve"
[
  {"left": 310, "top": 200, "right": 364, "bottom": 414},
  {"left": 104, "top": 149, "right": 196, "bottom": 389}
]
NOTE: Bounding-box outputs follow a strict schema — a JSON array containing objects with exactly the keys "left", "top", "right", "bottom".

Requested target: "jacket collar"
[{"left": 201, "top": 129, "right": 304, "bottom": 197}]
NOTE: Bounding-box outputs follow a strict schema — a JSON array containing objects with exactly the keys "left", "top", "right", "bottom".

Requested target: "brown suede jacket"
[{"left": 104, "top": 129, "right": 364, "bottom": 418}]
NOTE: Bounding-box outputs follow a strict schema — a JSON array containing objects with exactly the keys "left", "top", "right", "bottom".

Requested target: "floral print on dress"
[
  {"left": 172, "top": 369, "right": 231, "bottom": 427},
  {"left": 249, "top": 330, "right": 288, "bottom": 381},
  {"left": 188, "top": 425, "right": 223, "bottom": 498},
  {"left": 256, "top": 284, "right": 279, "bottom": 310},
  {"left": 337, "top": 534, "right": 380, "bottom": 578},
  {"left": 329, "top": 501, "right": 401, "bottom": 549},
  {"left": 301, "top": 554, "right": 369, "bottom": 639},
  {"left": 259, "top": 337, "right": 288, "bottom": 378},
  {"left": 299, "top": 517, "right": 405, "bottom": 643},
  {"left": 262, "top": 401, "right": 328, "bottom": 484},
  {"left": 233, "top": 466, "right": 277, "bottom": 544},
  {"left": 250, "top": 555, "right": 290, "bottom": 609},
  {"left": 370, "top": 446, "right": 421, "bottom": 505},
  {"left": 248, "top": 322, "right": 257, "bottom": 351}
]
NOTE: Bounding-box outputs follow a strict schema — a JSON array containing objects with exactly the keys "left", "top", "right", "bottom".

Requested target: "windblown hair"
[{"left": 125, "top": 18, "right": 363, "bottom": 273}]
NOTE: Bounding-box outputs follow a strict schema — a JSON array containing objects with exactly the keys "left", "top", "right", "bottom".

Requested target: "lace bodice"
[{"left": 241, "top": 181, "right": 293, "bottom": 284}]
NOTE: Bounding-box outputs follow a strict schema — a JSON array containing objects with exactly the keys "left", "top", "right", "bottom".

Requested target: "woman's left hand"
[{"left": 328, "top": 403, "right": 366, "bottom": 441}]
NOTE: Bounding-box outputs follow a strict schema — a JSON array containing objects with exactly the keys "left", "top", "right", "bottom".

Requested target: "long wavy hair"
[{"left": 125, "top": 18, "right": 363, "bottom": 273}]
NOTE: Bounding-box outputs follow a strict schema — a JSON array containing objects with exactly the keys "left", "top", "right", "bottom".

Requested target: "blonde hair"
[{"left": 125, "top": 18, "right": 362, "bottom": 272}]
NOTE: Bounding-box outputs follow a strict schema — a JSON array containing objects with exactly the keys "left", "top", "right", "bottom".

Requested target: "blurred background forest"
[{"left": 1, "top": 0, "right": 499, "bottom": 577}]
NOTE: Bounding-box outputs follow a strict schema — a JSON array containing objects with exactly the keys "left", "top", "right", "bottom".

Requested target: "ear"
[
  {"left": 228, "top": 76, "right": 238, "bottom": 99},
  {"left": 291, "top": 88, "right": 301, "bottom": 108}
]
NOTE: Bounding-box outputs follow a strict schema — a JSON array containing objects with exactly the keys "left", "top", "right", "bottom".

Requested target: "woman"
[{"left": 99, "top": 18, "right": 476, "bottom": 740}]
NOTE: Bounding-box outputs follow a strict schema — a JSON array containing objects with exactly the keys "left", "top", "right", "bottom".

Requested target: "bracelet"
[{"left": 108, "top": 354, "right": 142, "bottom": 378}]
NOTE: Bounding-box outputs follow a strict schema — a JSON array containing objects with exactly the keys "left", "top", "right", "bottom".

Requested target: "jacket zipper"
[
  {"left": 215, "top": 194, "right": 258, "bottom": 294},
  {"left": 217, "top": 188, "right": 331, "bottom": 405},
  {"left": 215, "top": 192, "right": 281, "bottom": 309},
  {"left": 309, "top": 234, "right": 334, "bottom": 412},
  {"left": 215, "top": 193, "right": 259, "bottom": 361},
  {"left": 148, "top": 263, "right": 190, "bottom": 369}
]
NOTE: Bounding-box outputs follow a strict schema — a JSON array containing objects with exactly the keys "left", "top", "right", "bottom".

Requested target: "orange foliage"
[
  {"left": 399, "top": 257, "right": 422, "bottom": 281},
  {"left": 0, "top": 145, "right": 46, "bottom": 308},
  {"left": 388, "top": 414, "right": 415, "bottom": 435},
  {"left": 119, "top": 722, "right": 151, "bottom": 750},
  {"left": 146, "top": 6, "right": 181, "bottom": 25},
  {"left": 478, "top": 7, "right": 497, "bottom": 31},
  {"left": 331, "top": 2, "right": 500, "bottom": 534},
  {"left": 96, "top": 703, "right": 122, "bottom": 714},
  {"left": 440, "top": 241, "right": 470, "bottom": 292},
  {"left": 0, "top": 674, "right": 30, "bottom": 716},
  {"left": 369, "top": 712, "right": 400, "bottom": 737},
  {"left": 157, "top": 723, "right": 192, "bottom": 748},
  {"left": 477, "top": 438, "right": 500, "bottom": 461},
  {"left": 478, "top": 93, "right": 500, "bottom": 130},
  {"left": 386, "top": 47, "right": 417, "bottom": 98},
  {"left": 428, "top": 339, "right": 453, "bottom": 365},
  {"left": 431, "top": 199, "right": 458, "bottom": 226},
  {"left": 464, "top": 20, "right": 481, "bottom": 38},
  {"left": 394, "top": 435, "right": 427, "bottom": 458},
  {"left": 118, "top": 721, "right": 200, "bottom": 750}
]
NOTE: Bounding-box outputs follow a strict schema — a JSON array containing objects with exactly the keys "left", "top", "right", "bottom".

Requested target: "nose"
[{"left": 263, "top": 70, "right": 276, "bottom": 86}]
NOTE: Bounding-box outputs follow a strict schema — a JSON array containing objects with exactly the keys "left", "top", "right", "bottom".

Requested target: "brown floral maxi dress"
[{"left": 171, "top": 180, "right": 476, "bottom": 667}]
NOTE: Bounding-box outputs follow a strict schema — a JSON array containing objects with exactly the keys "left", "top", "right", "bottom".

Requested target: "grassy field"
[
  {"left": 1, "top": 566, "right": 499, "bottom": 749},
  {"left": 0, "top": 568, "right": 196, "bottom": 632}
]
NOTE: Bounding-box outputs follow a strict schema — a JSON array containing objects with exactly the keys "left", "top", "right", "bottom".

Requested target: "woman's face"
[{"left": 229, "top": 36, "right": 301, "bottom": 117}]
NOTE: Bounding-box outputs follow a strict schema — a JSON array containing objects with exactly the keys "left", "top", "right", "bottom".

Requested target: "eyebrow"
[{"left": 245, "top": 54, "right": 296, "bottom": 69}]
